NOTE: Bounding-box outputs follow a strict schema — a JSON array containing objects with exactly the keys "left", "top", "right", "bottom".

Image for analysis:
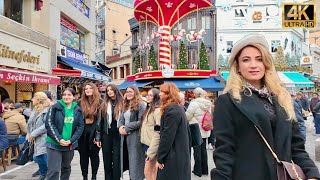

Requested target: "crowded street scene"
[{"left": 1, "top": 0, "right": 320, "bottom": 179}]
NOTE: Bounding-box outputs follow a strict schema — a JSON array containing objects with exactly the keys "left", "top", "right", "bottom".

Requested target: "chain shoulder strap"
[{"left": 254, "top": 125, "right": 281, "bottom": 163}]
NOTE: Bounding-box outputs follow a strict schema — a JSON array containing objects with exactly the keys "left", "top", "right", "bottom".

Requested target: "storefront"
[
  {"left": 119, "top": 69, "right": 224, "bottom": 100},
  {"left": 0, "top": 29, "right": 60, "bottom": 106},
  {"left": 221, "top": 71, "right": 314, "bottom": 94}
]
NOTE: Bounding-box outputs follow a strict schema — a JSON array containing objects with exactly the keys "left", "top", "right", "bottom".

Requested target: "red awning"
[
  {"left": 0, "top": 68, "right": 60, "bottom": 85},
  {"left": 52, "top": 68, "right": 82, "bottom": 77}
]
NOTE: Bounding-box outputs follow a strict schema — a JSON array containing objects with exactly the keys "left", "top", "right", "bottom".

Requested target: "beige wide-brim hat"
[{"left": 228, "top": 34, "right": 269, "bottom": 67}]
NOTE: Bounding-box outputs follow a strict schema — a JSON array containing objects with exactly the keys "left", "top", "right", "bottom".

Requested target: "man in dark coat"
[{"left": 310, "top": 92, "right": 320, "bottom": 118}]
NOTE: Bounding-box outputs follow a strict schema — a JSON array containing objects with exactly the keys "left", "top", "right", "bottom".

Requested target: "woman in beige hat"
[{"left": 211, "top": 34, "right": 319, "bottom": 180}]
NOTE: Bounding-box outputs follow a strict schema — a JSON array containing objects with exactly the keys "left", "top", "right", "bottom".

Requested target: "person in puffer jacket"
[{"left": 186, "top": 87, "right": 212, "bottom": 177}]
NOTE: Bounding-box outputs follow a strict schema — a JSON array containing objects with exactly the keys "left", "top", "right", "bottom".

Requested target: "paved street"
[{"left": 1, "top": 117, "right": 319, "bottom": 180}]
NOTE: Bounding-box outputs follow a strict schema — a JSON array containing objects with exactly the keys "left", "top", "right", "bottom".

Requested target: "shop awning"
[
  {"left": 164, "top": 78, "right": 224, "bottom": 91},
  {"left": 118, "top": 81, "right": 154, "bottom": 89},
  {"left": 58, "top": 57, "right": 111, "bottom": 82},
  {"left": 282, "top": 72, "right": 314, "bottom": 87},
  {"left": 221, "top": 71, "right": 313, "bottom": 88},
  {"left": 0, "top": 68, "right": 60, "bottom": 85}
]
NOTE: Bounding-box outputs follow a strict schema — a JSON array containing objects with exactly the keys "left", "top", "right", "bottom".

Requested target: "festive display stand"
[{"left": 124, "top": 0, "right": 223, "bottom": 99}]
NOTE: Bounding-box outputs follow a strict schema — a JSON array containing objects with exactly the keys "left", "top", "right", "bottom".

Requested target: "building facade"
[
  {"left": 95, "top": 0, "right": 134, "bottom": 63},
  {"left": 0, "top": 1, "right": 58, "bottom": 104},
  {"left": 129, "top": 3, "right": 217, "bottom": 71}
]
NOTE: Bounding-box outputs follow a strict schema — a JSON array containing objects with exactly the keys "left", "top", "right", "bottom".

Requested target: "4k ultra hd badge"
[{"left": 282, "top": 2, "right": 316, "bottom": 28}]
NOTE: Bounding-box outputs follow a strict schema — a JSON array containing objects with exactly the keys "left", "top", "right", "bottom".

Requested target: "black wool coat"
[
  {"left": 211, "top": 92, "right": 320, "bottom": 180},
  {"left": 157, "top": 104, "right": 192, "bottom": 180}
]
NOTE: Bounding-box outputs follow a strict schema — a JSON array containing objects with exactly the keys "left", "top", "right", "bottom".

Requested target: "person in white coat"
[{"left": 186, "top": 87, "right": 211, "bottom": 177}]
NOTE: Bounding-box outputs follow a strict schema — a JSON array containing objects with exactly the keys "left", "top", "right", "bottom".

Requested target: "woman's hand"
[
  {"left": 119, "top": 126, "right": 127, "bottom": 135},
  {"left": 94, "top": 140, "right": 102, "bottom": 148},
  {"left": 59, "top": 139, "right": 71, "bottom": 146},
  {"left": 27, "top": 135, "right": 34, "bottom": 142},
  {"left": 157, "top": 162, "right": 165, "bottom": 170}
]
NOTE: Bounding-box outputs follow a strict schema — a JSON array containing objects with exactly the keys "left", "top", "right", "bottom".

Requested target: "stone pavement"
[{"left": 1, "top": 117, "right": 319, "bottom": 180}]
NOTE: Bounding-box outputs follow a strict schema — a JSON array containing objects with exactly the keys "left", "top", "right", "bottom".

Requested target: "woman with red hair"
[{"left": 157, "top": 83, "right": 191, "bottom": 180}]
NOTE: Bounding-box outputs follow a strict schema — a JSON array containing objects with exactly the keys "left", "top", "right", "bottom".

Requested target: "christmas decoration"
[
  {"left": 235, "top": 19, "right": 246, "bottom": 28},
  {"left": 148, "top": 44, "right": 158, "bottom": 70},
  {"left": 134, "top": 50, "right": 141, "bottom": 73},
  {"left": 171, "top": 64, "right": 176, "bottom": 69},
  {"left": 217, "top": 0, "right": 232, "bottom": 11},
  {"left": 192, "top": 64, "right": 198, "bottom": 69},
  {"left": 186, "top": 29, "right": 206, "bottom": 43},
  {"left": 274, "top": 46, "right": 287, "bottom": 70},
  {"left": 147, "top": 66, "right": 153, "bottom": 71},
  {"left": 217, "top": 54, "right": 225, "bottom": 67},
  {"left": 170, "top": 29, "right": 186, "bottom": 42},
  {"left": 247, "top": 0, "right": 254, "bottom": 7},
  {"left": 271, "top": 41, "right": 281, "bottom": 50},
  {"left": 285, "top": 52, "right": 291, "bottom": 66},
  {"left": 275, "top": 0, "right": 282, "bottom": 7},
  {"left": 178, "top": 41, "right": 189, "bottom": 69},
  {"left": 134, "top": 0, "right": 212, "bottom": 67},
  {"left": 162, "top": 66, "right": 174, "bottom": 78},
  {"left": 198, "top": 41, "right": 210, "bottom": 70}
]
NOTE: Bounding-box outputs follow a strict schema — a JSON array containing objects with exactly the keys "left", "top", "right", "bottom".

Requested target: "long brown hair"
[
  {"left": 141, "top": 88, "right": 160, "bottom": 124},
  {"left": 101, "top": 84, "right": 123, "bottom": 120},
  {"left": 123, "top": 85, "right": 142, "bottom": 112},
  {"left": 159, "top": 83, "right": 180, "bottom": 113},
  {"left": 79, "top": 82, "right": 101, "bottom": 118}
]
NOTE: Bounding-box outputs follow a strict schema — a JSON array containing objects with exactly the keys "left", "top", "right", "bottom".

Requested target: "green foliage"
[
  {"left": 178, "top": 41, "right": 188, "bottom": 69},
  {"left": 134, "top": 50, "right": 141, "bottom": 73},
  {"left": 148, "top": 45, "right": 158, "bottom": 70},
  {"left": 198, "top": 42, "right": 210, "bottom": 70}
]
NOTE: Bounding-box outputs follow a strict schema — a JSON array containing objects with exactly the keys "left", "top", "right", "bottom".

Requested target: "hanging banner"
[
  {"left": 67, "top": 0, "right": 90, "bottom": 18},
  {"left": 59, "top": 44, "right": 89, "bottom": 64}
]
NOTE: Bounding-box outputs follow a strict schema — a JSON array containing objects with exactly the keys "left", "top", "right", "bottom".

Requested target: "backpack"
[{"left": 201, "top": 110, "right": 213, "bottom": 131}]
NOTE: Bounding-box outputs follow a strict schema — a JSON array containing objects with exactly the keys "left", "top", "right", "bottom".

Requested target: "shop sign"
[
  {"left": 67, "top": 0, "right": 90, "bottom": 18},
  {"left": 60, "top": 45, "right": 89, "bottom": 64},
  {"left": 60, "top": 16, "right": 77, "bottom": 32},
  {"left": 0, "top": 69, "right": 60, "bottom": 85},
  {"left": 135, "top": 70, "right": 212, "bottom": 80},
  {"left": 300, "top": 56, "right": 313, "bottom": 65},
  {"left": 81, "top": 71, "right": 110, "bottom": 81},
  {"left": 0, "top": 31, "right": 50, "bottom": 72}
]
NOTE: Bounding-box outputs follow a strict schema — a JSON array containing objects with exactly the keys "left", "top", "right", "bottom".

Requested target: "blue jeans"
[
  {"left": 33, "top": 154, "right": 48, "bottom": 176},
  {"left": 315, "top": 114, "right": 320, "bottom": 134},
  {"left": 9, "top": 135, "right": 26, "bottom": 145}
]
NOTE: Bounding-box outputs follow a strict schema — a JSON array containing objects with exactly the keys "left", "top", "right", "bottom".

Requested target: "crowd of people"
[
  {"left": 1, "top": 83, "right": 213, "bottom": 180},
  {"left": 1, "top": 33, "right": 320, "bottom": 180}
]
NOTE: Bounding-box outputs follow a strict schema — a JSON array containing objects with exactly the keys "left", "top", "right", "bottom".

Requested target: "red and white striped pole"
[{"left": 159, "top": 26, "right": 171, "bottom": 67}]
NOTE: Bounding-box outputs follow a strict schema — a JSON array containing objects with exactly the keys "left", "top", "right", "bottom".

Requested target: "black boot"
[
  {"left": 32, "top": 170, "right": 40, "bottom": 177},
  {"left": 83, "top": 176, "right": 88, "bottom": 180},
  {"left": 91, "top": 174, "right": 97, "bottom": 180}
]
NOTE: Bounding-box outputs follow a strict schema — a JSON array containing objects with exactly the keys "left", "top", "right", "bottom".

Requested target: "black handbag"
[
  {"left": 16, "top": 141, "right": 33, "bottom": 165},
  {"left": 189, "top": 123, "right": 203, "bottom": 147}
]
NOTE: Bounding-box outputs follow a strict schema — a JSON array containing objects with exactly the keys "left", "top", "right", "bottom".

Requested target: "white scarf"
[{"left": 107, "top": 101, "right": 112, "bottom": 127}]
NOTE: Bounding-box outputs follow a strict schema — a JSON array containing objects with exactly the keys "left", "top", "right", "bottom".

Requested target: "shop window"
[
  {"left": 133, "top": 32, "right": 138, "bottom": 43},
  {"left": 226, "top": 41, "right": 233, "bottom": 53},
  {"left": 1, "top": 0, "right": 23, "bottom": 23},
  {"left": 96, "top": 7, "right": 105, "bottom": 29},
  {"left": 60, "top": 23, "right": 86, "bottom": 53},
  {"left": 120, "top": 66, "right": 124, "bottom": 79}
]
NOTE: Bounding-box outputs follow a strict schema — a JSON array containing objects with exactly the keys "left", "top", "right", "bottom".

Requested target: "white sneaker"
[{"left": 208, "top": 143, "right": 214, "bottom": 150}]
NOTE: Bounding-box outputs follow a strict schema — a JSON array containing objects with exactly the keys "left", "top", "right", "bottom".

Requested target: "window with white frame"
[
  {"left": 201, "top": 16, "right": 210, "bottom": 29},
  {"left": 187, "top": 18, "right": 196, "bottom": 30}
]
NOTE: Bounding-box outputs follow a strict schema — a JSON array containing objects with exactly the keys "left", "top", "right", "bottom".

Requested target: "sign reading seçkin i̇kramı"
[{"left": 282, "top": 2, "right": 316, "bottom": 28}]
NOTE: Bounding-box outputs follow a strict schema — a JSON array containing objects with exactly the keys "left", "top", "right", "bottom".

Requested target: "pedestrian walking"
[
  {"left": 27, "top": 92, "right": 50, "bottom": 180},
  {"left": 310, "top": 92, "right": 320, "bottom": 118},
  {"left": 157, "top": 83, "right": 191, "bottom": 180},
  {"left": 186, "top": 87, "right": 211, "bottom": 177},
  {"left": 211, "top": 34, "right": 320, "bottom": 180},
  {"left": 119, "top": 85, "right": 146, "bottom": 180},
  {"left": 95, "top": 84, "right": 123, "bottom": 180},
  {"left": 45, "top": 88, "right": 84, "bottom": 180},
  {"left": 140, "top": 88, "right": 161, "bottom": 180},
  {"left": 78, "top": 83, "right": 102, "bottom": 180},
  {"left": 292, "top": 94, "right": 307, "bottom": 141}
]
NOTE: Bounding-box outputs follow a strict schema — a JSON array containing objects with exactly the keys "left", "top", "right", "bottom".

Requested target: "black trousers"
[
  {"left": 102, "top": 130, "right": 121, "bottom": 180},
  {"left": 47, "top": 148, "right": 74, "bottom": 180},
  {"left": 208, "top": 130, "right": 215, "bottom": 145},
  {"left": 193, "top": 138, "right": 208, "bottom": 176},
  {"left": 78, "top": 124, "right": 100, "bottom": 177}
]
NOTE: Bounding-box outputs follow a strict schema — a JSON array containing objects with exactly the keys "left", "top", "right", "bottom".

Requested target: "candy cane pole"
[{"left": 159, "top": 26, "right": 171, "bottom": 67}]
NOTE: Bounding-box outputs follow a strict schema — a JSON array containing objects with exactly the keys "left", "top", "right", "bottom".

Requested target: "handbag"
[
  {"left": 254, "top": 126, "right": 306, "bottom": 180},
  {"left": 201, "top": 110, "right": 213, "bottom": 131},
  {"left": 189, "top": 123, "right": 203, "bottom": 147},
  {"left": 16, "top": 141, "right": 33, "bottom": 165}
]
